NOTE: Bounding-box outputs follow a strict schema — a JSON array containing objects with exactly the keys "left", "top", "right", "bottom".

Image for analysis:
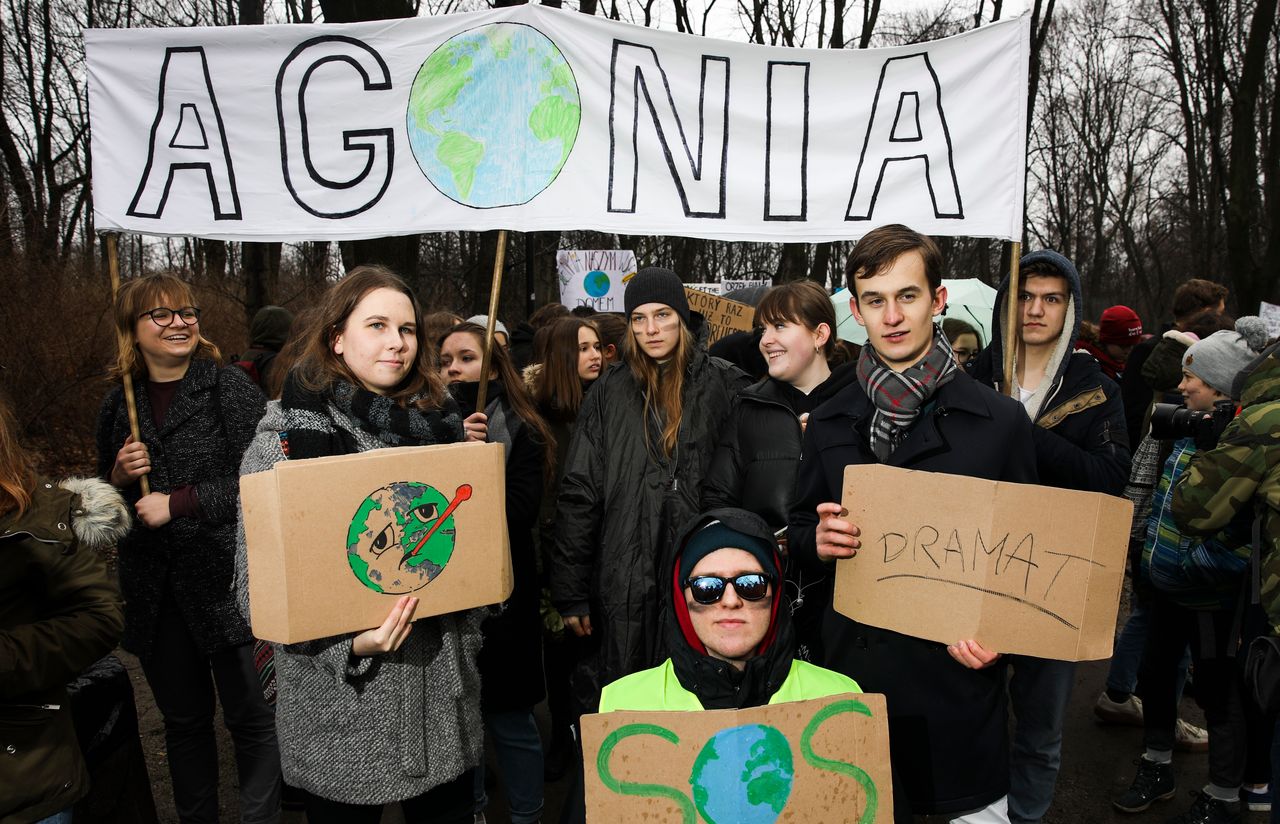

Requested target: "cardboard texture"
[
  {"left": 684, "top": 287, "right": 755, "bottom": 345},
  {"left": 241, "top": 441, "right": 512, "bottom": 643},
  {"left": 833, "top": 465, "right": 1132, "bottom": 661},
  {"left": 582, "top": 693, "right": 892, "bottom": 823}
]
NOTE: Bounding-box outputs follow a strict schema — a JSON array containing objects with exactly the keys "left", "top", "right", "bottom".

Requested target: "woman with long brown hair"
[
  {"left": 234, "top": 266, "right": 487, "bottom": 823},
  {"left": 438, "top": 321, "right": 554, "bottom": 824},
  {"left": 550, "top": 267, "right": 749, "bottom": 714},
  {"left": 2, "top": 395, "right": 127, "bottom": 823},
  {"left": 95, "top": 272, "right": 280, "bottom": 822}
]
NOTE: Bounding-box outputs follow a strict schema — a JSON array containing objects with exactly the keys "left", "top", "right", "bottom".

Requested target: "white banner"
[
  {"left": 86, "top": 5, "right": 1029, "bottom": 243},
  {"left": 557, "top": 249, "right": 636, "bottom": 312}
]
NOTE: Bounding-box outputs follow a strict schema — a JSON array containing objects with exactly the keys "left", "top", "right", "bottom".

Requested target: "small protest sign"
[
  {"left": 687, "top": 282, "right": 723, "bottom": 295},
  {"left": 833, "top": 465, "right": 1131, "bottom": 661},
  {"left": 558, "top": 250, "right": 637, "bottom": 313},
  {"left": 241, "top": 442, "right": 512, "bottom": 643},
  {"left": 684, "top": 287, "right": 755, "bottom": 345},
  {"left": 582, "top": 693, "right": 892, "bottom": 823},
  {"left": 1261, "top": 301, "right": 1280, "bottom": 341},
  {"left": 722, "top": 277, "right": 772, "bottom": 293}
]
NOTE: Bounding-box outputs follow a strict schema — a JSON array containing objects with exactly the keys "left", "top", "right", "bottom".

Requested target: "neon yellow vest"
[{"left": 598, "top": 659, "right": 860, "bottom": 713}]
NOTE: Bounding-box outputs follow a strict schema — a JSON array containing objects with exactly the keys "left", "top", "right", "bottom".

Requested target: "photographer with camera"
[
  {"left": 1113, "top": 318, "right": 1271, "bottom": 823},
  {"left": 1169, "top": 324, "right": 1280, "bottom": 823}
]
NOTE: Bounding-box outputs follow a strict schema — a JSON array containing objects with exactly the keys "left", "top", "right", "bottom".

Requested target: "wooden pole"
[
  {"left": 106, "top": 233, "right": 150, "bottom": 496},
  {"left": 475, "top": 230, "right": 508, "bottom": 413},
  {"left": 1002, "top": 240, "right": 1022, "bottom": 398}
]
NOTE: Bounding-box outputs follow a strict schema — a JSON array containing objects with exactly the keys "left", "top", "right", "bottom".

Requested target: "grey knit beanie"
[
  {"left": 1182, "top": 316, "right": 1269, "bottom": 398},
  {"left": 623, "top": 267, "right": 690, "bottom": 326}
]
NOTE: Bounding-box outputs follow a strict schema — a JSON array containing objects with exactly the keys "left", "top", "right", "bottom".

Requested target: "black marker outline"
[
  {"left": 764, "top": 60, "right": 809, "bottom": 221},
  {"left": 846, "top": 52, "right": 963, "bottom": 222},
  {"left": 276, "top": 35, "right": 393, "bottom": 219},
  {"left": 876, "top": 574, "right": 1078, "bottom": 630},
  {"left": 169, "top": 104, "right": 209, "bottom": 150},
  {"left": 127, "top": 46, "right": 242, "bottom": 221},
  {"left": 890, "top": 91, "right": 921, "bottom": 142},
  {"left": 607, "top": 39, "right": 729, "bottom": 219}
]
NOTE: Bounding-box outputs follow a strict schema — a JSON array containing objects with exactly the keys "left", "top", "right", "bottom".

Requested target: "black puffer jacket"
[
  {"left": 550, "top": 348, "right": 749, "bottom": 708},
  {"left": 96, "top": 359, "right": 266, "bottom": 658},
  {"left": 702, "top": 363, "right": 860, "bottom": 529}
]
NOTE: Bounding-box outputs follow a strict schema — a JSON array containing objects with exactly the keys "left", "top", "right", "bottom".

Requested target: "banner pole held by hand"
[
  {"left": 1002, "top": 241, "right": 1022, "bottom": 398},
  {"left": 475, "top": 229, "right": 508, "bottom": 413},
  {"left": 105, "top": 233, "right": 150, "bottom": 496}
]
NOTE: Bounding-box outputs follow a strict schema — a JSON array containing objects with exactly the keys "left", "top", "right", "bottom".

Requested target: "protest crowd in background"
[{"left": 4, "top": 223, "right": 1280, "bottom": 824}]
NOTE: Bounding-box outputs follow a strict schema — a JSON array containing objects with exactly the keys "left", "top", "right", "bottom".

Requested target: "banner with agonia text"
[{"left": 85, "top": 4, "right": 1029, "bottom": 243}]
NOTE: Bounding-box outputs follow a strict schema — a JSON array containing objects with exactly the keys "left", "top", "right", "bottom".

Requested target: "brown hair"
[
  {"left": 529, "top": 302, "right": 571, "bottom": 330},
  {"left": 0, "top": 396, "right": 36, "bottom": 517},
  {"left": 111, "top": 273, "right": 222, "bottom": 378},
  {"left": 590, "top": 313, "right": 628, "bottom": 358},
  {"left": 1184, "top": 309, "right": 1236, "bottom": 340},
  {"left": 754, "top": 280, "right": 851, "bottom": 366},
  {"left": 532, "top": 318, "right": 601, "bottom": 419},
  {"left": 941, "top": 317, "right": 982, "bottom": 348},
  {"left": 291, "top": 265, "right": 447, "bottom": 409},
  {"left": 622, "top": 317, "right": 696, "bottom": 456},
  {"left": 441, "top": 323, "right": 556, "bottom": 469},
  {"left": 844, "top": 224, "right": 943, "bottom": 300},
  {"left": 1173, "top": 279, "right": 1229, "bottom": 321}
]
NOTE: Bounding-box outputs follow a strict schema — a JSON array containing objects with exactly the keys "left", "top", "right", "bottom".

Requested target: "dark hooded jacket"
[
  {"left": 788, "top": 364, "right": 1037, "bottom": 816},
  {"left": 550, "top": 335, "right": 749, "bottom": 710},
  {"left": 971, "top": 250, "right": 1130, "bottom": 495}
]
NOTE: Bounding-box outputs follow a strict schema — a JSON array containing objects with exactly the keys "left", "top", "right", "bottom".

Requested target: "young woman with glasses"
[
  {"left": 234, "top": 266, "right": 488, "bottom": 823},
  {"left": 94, "top": 272, "right": 281, "bottom": 822},
  {"left": 701, "top": 280, "right": 857, "bottom": 665}
]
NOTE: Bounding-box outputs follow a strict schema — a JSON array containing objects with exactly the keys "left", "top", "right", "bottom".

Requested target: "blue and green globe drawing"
[
  {"left": 407, "top": 23, "right": 581, "bottom": 208},
  {"left": 584, "top": 270, "right": 610, "bottom": 298},
  {"left": 690, "top": 724, "right": 794, "bottom": 824}
]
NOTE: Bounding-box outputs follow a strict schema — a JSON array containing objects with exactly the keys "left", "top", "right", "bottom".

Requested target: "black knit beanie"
[
  {"left": 677, "top": 510, "right": 780, "bottom": 585},
  {"left": 624, "top": 267, "right": 690, "bottom": 327}
]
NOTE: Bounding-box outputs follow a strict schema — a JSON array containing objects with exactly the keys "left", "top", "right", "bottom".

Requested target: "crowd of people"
[{"left": 3, "top": 223, "right": 1279, "bottom": 824}]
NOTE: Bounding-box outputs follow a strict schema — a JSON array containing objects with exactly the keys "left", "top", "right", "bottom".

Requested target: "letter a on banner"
[
  {"left": 128, "top": 47, "right": 241, "bottom": 220},
  {"left": 847, "top": 53, "right": 962, "bottom": 222},
  {"left": 608, "top": 42, "right": 729, "bottom": 218}
]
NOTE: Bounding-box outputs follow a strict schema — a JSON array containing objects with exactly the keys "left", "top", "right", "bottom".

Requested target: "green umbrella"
[{"left": 831, "top": 278, "right": 997, "bottom": 347}]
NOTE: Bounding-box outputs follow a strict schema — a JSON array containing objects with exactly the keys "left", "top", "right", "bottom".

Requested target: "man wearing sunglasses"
[{"left": 599, "top": 508, "right": 859, "bottom": 713}]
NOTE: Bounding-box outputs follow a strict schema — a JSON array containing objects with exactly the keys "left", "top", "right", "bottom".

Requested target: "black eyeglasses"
[
  {"left": 685, "top": 573, "right": 774, "bottom": 605},
  {"left": 139, "top": 306, "right": 201, "bottom": 327}
]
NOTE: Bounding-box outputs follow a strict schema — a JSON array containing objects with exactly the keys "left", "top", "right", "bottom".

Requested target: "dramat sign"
[
  {"left": 833, "top": 465, "right": 1131, "bottom": 661},
  {"left": 85, "top": 4, "right": 1030, "bottom": 243}
]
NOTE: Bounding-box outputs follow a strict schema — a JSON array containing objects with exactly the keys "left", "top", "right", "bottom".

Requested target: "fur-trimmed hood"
[{"left": 0, "top": 477, "right": 130, "bottom": 552}]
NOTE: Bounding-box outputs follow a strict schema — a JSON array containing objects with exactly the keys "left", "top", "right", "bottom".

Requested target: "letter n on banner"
[
  {"left": 608, "top": 42, "right": 728, "bottom": 218},
  {"left": 847, "top": 53, "right": 962, "bottom": 222},
  {"left": 127, "top": 47, "right": 241, "bottom": 220}
]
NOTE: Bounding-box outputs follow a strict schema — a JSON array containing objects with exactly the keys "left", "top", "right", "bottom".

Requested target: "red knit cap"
[{"left": 1099, "top": 305, "right": 1143, "bottom": 345}]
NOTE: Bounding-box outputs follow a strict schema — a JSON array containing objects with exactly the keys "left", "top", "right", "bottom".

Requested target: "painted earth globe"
[
  {"left": 346, "top": 481, "right": 457, "bottom": 594},
  {"left": 407, "top": 23, "right": 581, "bottom": 207},
  {"left": 584, "top": 269, "right": 611, "bottom": 298},
  {"left": 689, "top": 723, "right": 794, "bottom": 824}
]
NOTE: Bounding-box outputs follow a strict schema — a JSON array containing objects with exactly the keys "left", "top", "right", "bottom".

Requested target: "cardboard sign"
[
  {"left": 240, "top": 442, "right": 512, "bottom": 643},
  {"left": 685, "top": 287, "right": 755, "bottom": 345},
  {"left": 557, "top": 249, "right": 637, "bottom": 313},
  {"left": 833, "top": 465, "right": 1131, "bottom": 661},
  {"left": 583, "top": 693, "right": 892, "bottom": 823}
]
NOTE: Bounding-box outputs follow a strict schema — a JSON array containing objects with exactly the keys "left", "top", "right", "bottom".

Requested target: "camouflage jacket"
[{"left": 1171, "top": 349, "right": 1280, "bottom": 631}]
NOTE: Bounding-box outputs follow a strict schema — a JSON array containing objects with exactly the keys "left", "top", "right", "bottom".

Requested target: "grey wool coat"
[
  {"left": 95, "top": 359, "right": 265, "bottom": 658},
  {"left": 235, "top": 400, "right": 485, "bottom": 805}
]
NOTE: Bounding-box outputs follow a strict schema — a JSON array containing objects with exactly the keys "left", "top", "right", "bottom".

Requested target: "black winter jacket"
[
  {"left": 702, "top": 363, "right": 860, "bottom": 529},
  {"left": 96, "top": 359, "right": 266, "bottom": 658},
  {"left": 788, "top": 372, "right": 1038, "bottom": 816},
  {"left": 550, "top": 349, "right": 748, "bottom": 707}
]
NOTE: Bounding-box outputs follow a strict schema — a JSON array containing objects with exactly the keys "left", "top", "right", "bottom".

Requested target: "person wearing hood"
[
  {"left": 235, "top": 305, "right": 295, "bottom": 394},
  {"left": 551, "top": 267, "right": 750, "bottom": 716},
  {"left": 970, "top": 251, "right": 1131, "bottom": 824},
  {"left": 788, "top": 224, "right": 1038, "bottom": 821},
  {"left": 702, "top": 280, "right": 859, "bottom": 665},
  {"left": 600, "top": 508, "right": 860, "bottom": 712}
]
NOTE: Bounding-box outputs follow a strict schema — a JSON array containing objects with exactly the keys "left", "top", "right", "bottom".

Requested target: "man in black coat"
[
  {"left": 971, "top": 250, "right": 1131, "bottom": 824},
  {"left": 788, "top": 225, "right": 1037, "bottom": 821}
]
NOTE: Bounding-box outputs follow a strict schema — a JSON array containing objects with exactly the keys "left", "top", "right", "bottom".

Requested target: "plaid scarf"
[{"left": 856, "top": 326, "right": 959, "bottom": 460}]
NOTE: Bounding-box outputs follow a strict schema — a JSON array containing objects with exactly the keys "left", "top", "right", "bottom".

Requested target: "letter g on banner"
[{"left": 277, "top": 36, "right": 394, "bottom": 218}]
